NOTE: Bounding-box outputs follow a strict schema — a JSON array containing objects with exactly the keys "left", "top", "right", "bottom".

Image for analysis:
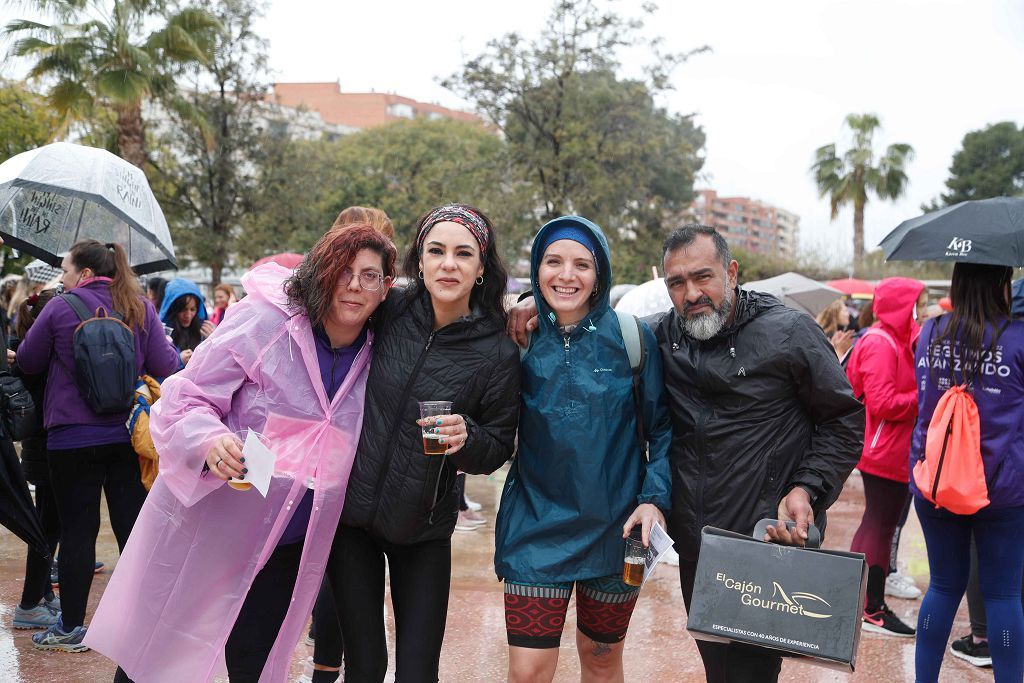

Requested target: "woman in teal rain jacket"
[{"left": 494, "top": 216, "right": 672, "bottom": 682}]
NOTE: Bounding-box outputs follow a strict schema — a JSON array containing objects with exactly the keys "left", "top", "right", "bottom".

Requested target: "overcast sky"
[{"left": 252, "top": 0, "right": 1023, "bottom": 269}]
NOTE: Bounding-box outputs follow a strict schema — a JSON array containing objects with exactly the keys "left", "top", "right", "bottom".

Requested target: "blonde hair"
[
  {"left": 816, "top": 300, "right": 847, "bottom": 336},
  {"left": 332, "top": 206, "right": 395, "bottom": 239}
]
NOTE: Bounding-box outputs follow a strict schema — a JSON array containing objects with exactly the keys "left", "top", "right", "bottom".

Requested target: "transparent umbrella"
[
  {"left": 0, "top": 142, "right": 176, "bottom": 274},
  {"left": 614, "top": 278, "right": 672, "bottom": 317}
]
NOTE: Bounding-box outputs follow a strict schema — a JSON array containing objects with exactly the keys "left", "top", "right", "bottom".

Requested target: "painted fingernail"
[
  {"left": 439, "top": 438, "right": 446, "bottom": 444},
  {"left": 240, "top": 457, "right": 246, "bottom": 463},
  {"left": 239, "top": 474, "right": 245, "bottom": 480},
  {"left": 436, "top": 418, "right": 443, "bottom": 426},
  {"left": 242, "top": 468, "right": 248, "bottom": 474}
]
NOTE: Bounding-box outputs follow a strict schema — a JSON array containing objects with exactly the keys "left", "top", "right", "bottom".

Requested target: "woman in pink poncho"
[{"left": 85, "top": 225, "right": 397, "bottom": 682}]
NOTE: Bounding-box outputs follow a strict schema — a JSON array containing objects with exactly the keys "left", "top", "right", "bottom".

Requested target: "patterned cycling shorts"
[{"left": 503, "top": 575, "right": 641, "bottom": 649}]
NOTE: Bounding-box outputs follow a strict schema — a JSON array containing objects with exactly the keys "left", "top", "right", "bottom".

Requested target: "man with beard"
[
  {"left": 649, "top": 224, "right": 863, "bottom": 682},
  {"left": 505, "top": 224, "right": 862, "bottom": 681}
]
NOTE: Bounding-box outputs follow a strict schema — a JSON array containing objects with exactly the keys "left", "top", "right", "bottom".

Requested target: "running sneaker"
[
  {"left": 12, "top": 601, "right": 60, "bottom": 629},
  {"left": 862, "top": 605, "right": 916, "bottom": 637},
  {"left": 454, "top": 511, "right": 481, "bottom": 532},
  {"left": 885, "top": 571, "right": 922, "bottom": 599},
  {"left": 44, "top": 593, "right": 61, "bottom": 611},
  {"left": 464, "top": 495, "right": 482, "bottom": 512},
  {"left": 50, "top": 560, "right": 105, "bottom": 586},
  {"left": 949, "top": 634, "right": 992, "bottom": 667},
  {"left": 460, "top": 508, "right": 486, "bottom": 525},
  {"left": 31, "top": 621, "right": 89, "bottom": 652}
]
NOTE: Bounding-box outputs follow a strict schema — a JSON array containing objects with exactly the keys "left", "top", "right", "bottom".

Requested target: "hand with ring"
[
  {"left": 205, "top": 434, "right": 247, "bottom": 481},
  {"left": 415, "top": 413, "right": 470, "bottom": 455}
]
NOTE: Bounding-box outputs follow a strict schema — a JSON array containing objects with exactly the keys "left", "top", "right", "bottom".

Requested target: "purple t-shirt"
[{"left": 278, "top": 325, "right": 367, "bottom": 546}]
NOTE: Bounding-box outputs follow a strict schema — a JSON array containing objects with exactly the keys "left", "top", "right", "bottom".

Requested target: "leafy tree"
[
  {"left": 148, "top": 0, "right": 269, "bottom": 284},
  {"left": 241, "top": 117, "right": 532, "bottom": 268},
  {"left": 811, "top": 113, "right": 913, "bottom": 276},
  {"left": 925, "top": 121, "right": 1024, "bottom": 209},
  {"left": 0, "top": 78, "right": 57, "bottom": 159},
  {"left": 4, "top": 0, "right": 220, "bottom": 167},
  {"left": 443, "top": 0, "right": 707, "bottom": 283}
]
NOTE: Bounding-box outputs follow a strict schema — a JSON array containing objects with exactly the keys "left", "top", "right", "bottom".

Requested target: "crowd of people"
[{"left": 1, "top": 206, "right": 1021, "bottom": 683}]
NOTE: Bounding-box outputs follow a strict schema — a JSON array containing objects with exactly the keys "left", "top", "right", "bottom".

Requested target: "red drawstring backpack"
[
  {"left": 913, "top": 384, "right": 988, "bottom": 514},
  {"left": 913, "top": 320, "right": 1007, "bottom": 514}
]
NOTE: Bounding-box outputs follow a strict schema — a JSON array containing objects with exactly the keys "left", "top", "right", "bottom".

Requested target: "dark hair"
[
  {"left": 147, "top": 277, "right": 168, "bottom": 309},
  {"left": 662, "top": 224, "right": 732, "bottom": 271},
  {"left": 69, "top": 240, "right": 145, "bottom": 330},
  {"left": 167, "top": 293, "right": 204, "bottom": 351},
  {"left": 15, "top": 289, "right": 56, "bottom": 339},
  {"left": 858, "top": 298, "right": 874, "bottom": 328},
  {"left": 285, "top": 223, "right": 398, "bottom": 326},
  {"left": 401, "top": 203, "right": 509, "bottom": 324},
  {"left": 931, "top": 262, "right": 1013, "bottom": 384}
]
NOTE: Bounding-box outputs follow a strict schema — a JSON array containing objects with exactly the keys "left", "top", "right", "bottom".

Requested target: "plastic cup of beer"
[
  {"left": 227, "top": 429, "right": 268, "bottom": 491},
  {"left": 623, "top": 533, "right": 648, "bottom": 587},
  {"left": 418, "top": 401, "right": 452, "bottom": 456}
]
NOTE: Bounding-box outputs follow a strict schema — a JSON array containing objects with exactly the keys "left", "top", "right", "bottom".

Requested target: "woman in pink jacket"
[
  {"left": 85, "top": 224, "right": 397, "bottom": 682},
  {"left": 845, "top": 277, "right": 927, "bottom": 638}
]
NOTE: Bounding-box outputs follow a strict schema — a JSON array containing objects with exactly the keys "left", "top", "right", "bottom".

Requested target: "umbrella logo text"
[{"left": 945, "top": 237, "right": 972, "bottom": 256}]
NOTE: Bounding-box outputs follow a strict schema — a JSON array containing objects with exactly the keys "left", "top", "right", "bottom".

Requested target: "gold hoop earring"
[{"left": 475, "top": 275, "right": 484, "bottom": 286}]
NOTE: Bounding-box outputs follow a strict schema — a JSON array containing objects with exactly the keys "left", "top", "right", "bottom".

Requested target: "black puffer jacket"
[
  {"left": 340, "top": 289, "right": 521, "bottom": 544},
  {"left": 648, "top": 288, "right": 863, "bottom": 561}
]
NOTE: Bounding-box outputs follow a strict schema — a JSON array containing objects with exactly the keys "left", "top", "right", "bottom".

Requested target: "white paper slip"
[
  {"left": 642, "top": 521, "right": 676, "bottom": 586},
  {"left": 229, "top": 429, "right": 275, "bottom": 497}
]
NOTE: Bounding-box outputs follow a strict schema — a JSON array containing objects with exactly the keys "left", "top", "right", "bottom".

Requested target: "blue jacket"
[
  {"left": 158, "top": 278, "right": 208, "bottom": 324},
  {"left": 910, "top": 314, "right": 1024, "bottom": 509},
  {"left": 494, "top": 216, "right": 672, "bottom": 583}
]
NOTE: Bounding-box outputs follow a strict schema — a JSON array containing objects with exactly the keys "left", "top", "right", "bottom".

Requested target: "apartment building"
[{"left": 688, "top": 189, "right": 799, "bottom": 258}]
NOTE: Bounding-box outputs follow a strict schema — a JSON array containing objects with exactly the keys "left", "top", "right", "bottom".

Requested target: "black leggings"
[
  {"left": 20, "top": 481, "right": 60, "bottom": 608},
  {"left": 311, "top": 576, "right": 344, "bottom": 668},
  {"left": 679, "top": 559, "right": 782, "bottom": 683},
  {"left": 48, "top": 443, "right": 147, "bottom": 629},
  {"left": 327, "top": 524, "right": 451, "bottom": 683},
  {"left": 114, "top": 540, "right": 303, "bottom": 683}
]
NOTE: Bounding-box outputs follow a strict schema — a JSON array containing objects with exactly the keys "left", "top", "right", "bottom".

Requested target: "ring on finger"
[{"left": 215, "top": 457, "right": 223, "bottom": 468}]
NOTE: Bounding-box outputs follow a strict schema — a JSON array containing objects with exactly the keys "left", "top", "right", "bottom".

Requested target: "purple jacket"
[
  {"left": 16, "top": 280, "right": 181, "bottom": 430},
  {"left": 910, "top": 314, "right": 1024, "bottom": 509}
]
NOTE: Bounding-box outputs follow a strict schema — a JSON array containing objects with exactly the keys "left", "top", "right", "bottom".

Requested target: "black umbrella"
[
  {"left": 0, "top": 436, "right": 50, "bottom": 558},
  {"left": 879, "top": 197, "right": 1024, "bottom": 267}
]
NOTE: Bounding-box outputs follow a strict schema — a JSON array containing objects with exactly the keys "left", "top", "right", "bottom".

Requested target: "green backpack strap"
[{"left": 615, "top": 310, "right": 648, "bottom": 449}]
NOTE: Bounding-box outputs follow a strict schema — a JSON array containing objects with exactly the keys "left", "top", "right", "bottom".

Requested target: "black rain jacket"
[
  {"left": 340, "top": 289, "right": 521, "bottom": 544},
  {"left": 648, "top": 288, "right": 864, "bottom": 561}
]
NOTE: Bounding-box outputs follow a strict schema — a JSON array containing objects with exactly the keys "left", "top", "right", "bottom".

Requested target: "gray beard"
[{"left": 681, "top": 286, "right": 735, "bottom": 341}]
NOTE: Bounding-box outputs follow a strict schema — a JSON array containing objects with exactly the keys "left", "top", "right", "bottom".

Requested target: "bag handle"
[{"left": 752, "top": 518, "right": 821, "bottom": 549}]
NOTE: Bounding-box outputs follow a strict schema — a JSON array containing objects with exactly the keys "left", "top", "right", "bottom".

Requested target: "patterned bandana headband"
[{"left": 415, "top": 205, "right": 490, "bottom": 255}]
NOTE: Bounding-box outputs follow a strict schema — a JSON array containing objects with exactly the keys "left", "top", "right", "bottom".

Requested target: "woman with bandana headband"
[{"left": 328, "top": 203, "right": 521, "bottom": 681}]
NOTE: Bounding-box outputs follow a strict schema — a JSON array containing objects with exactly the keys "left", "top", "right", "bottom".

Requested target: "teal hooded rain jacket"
[{"left": 494, "top": 216, "right": 672, "bottom": 584}]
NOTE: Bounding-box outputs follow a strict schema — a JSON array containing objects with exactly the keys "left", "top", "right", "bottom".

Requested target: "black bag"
[
  {"left": 58, "top": 292, "right": 137, "bottom": 414},
  {"left": 0, "top": 371, "right": 39, "bottom": 441}
]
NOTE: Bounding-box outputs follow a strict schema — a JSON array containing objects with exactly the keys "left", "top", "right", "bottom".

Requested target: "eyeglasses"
[{"left": 339, "top": 268, "right": 385, "bottom": 292}]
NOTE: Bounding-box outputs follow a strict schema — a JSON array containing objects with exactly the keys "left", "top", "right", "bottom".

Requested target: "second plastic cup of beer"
[
  {"left": 418, "top": 401, "right": 452, "bottom": 456},
  {"left": 623, "top": 530, "right": 647, "bottom": 587}
]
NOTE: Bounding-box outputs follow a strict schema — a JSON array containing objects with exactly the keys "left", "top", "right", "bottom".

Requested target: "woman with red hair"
[{"left": 86, "top": 224, "right": 398, "bottom": 682}]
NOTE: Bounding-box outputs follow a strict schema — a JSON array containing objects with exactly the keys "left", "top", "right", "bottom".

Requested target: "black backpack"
[{"left": 58, "top": 292, "right": 137, "bottom": 414}]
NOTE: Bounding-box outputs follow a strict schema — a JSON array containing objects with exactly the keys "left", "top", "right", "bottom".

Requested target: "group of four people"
[{"left": 13, "top": 201, "right": 1021, "bottom": 683}]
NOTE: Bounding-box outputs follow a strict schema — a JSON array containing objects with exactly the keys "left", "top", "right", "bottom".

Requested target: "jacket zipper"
[
  {"left": 694, "top": 344, "right": 708, "bottom": 532},
  {"left": 369, "top": 330, "right": 436, "bottom": 526},
  {"left": 869, "top": 419, "right": 887, "bottom": 449}
]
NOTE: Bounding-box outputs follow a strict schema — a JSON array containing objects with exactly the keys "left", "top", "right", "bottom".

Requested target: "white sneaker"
[
  {"left": 464, "top": 495, "right": 482, "bottom": 511},
  {"left": 885, "top": 571, "right": 922, "bottom": 600},
  {"left": 455, "top": 511, "right": 481, "bottom": 532}
]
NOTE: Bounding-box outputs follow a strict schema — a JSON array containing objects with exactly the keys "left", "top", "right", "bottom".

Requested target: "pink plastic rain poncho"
[{"left": 85, "top": 264, "right": 372, "bottom": 682}]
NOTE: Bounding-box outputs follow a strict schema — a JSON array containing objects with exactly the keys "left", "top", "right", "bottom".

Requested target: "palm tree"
[
  {"left": 4, "top": 0, "right": 220, "bottom": 167},
  {"left": 811, "top": 113, "right": 914, "bottom": 275}
]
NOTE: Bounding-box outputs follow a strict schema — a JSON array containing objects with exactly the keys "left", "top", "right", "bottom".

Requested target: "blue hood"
[
  {"left": 1013, "top": 279, "right": 1024, "bottom": 318},
  {"left": 159, "top": 278, "right": 208, "bottom": 324},
  {"left": 529, "top": 215, "right": 612, "bottom": 331}
]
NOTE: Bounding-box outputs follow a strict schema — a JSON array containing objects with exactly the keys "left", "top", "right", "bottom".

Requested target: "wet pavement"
[{"left": 0, "top": 468, "right": 990, "bottom": 682}]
